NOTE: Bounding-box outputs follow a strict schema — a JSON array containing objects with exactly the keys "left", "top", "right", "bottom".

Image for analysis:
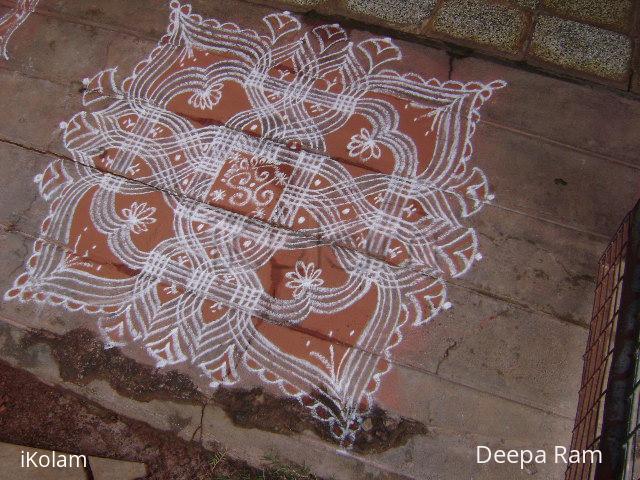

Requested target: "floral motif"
[
  {"left": 285, "top": 261, "right": 324, "bottom": 298},
  {"left": 120, "top": 202, "right": 156, "bottom": 234},
  {"left": 187, "top": 83, "right": 224, "bottom": 110},
  {"left": 274, "top": 169, "right": 288, "bottom": 186},
  {"left": 210, "top": 189, "right": 226, "bottom": 201},
  {"left": 347, "top": 128, "right": 382, "bottom": 162}
]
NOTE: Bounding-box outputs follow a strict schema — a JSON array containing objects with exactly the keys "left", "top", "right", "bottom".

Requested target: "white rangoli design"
[
  {"left": 5, "top": 1, "right": 505, "bottom": 446},
  {"left": 0, "top": 0, "right": 39, "bottom": 60}
]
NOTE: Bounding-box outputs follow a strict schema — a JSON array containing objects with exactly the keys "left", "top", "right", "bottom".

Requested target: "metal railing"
[{"left": 566, "top": 203, "right": 640, "bottom": 480}]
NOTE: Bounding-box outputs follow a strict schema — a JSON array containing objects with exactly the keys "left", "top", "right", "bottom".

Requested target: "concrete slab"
[
  {"left": 0, "top": 313, "right": 573, "bottom": 480},
  {"left": 392, "top": 282, "right": 587, "bottom": 416},
  {"left": 0, "top": 1, "right": 38, "bottom": 61},
  {"left": 4, "top": 10, "right": 112, "bottom": 85},
  {"left": 0, "top": 442, "right": 88, "bottom": 479},
  {"left": 88, "top": 457, "right": 147, "bottom": 480},
  {"left": 472, "top": 121, "right": 640, "bottom": 236},
  {"left": 464, "top": 205, "right": 603, "bottom": 326},
  {"left": 452, "top": 55, "right": 640, "bottom": 169},
  {"left": 0, "top": 68, "right": 78, "bottom": 154}
]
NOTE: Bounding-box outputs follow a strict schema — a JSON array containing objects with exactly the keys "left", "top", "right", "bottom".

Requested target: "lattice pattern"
[{"left": 5, "top": 1, "right": 504, "bottom": 445}]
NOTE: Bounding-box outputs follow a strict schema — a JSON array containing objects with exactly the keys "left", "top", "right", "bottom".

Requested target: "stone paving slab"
[
  {"left": 529, "top": 14, "right": 633, "bottom": 83},
  {"left": 259, "top": 0, "right": 639, "bottom": 89},
  {"left": 0, "top": 136, "right": 592, "bottom": 416},
  {"left": 394, "top": 282, "right": 587, "bottom": 417},
  {"left": 463, "top": 206, "right": 604, "bottom": 326},
  {"left": 0, "top": 0, "right": 638, "bottom": 479},
  {"left": 0, "top": 308, "right": 571, "bottom": 480},
  {"left": 346, "top": 0, "right": 437, "bottom": 26},
  {"left": 541, "top": 0, "right": 635, "bottom": 32},
  {"left": 453, "top": 55, "right": 640, "bottom": 169},
  {"left": 3, "top": 9, "right": 113, "bottom": 84},
  {"left": 89, "top": 457, "right": 147, "bottom": 480},
  {"left": 5, "top": 0, "right": 637, "bottom": 90},
  {"left": 1, "top": 4, "right": 637, "bottom": 240},
  {"left": 473, "top": 121, "right": 640, "bottom": 236},
  {"left": 429, "top": 0, "right": 529, "bottom": 55},
  {"left": 0, "top": 442, "right": 88, "bottom": 479}
]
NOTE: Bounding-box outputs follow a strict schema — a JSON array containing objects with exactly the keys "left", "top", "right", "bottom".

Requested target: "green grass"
[
  {"left": 211, "top": 452, "right": 321, "bottom": 480},
  {"left": 208, "top": 449, "right": 227, "bottom": 478},
  {"left": 262, "top": 453, "right": 316, "bottom": 479}
]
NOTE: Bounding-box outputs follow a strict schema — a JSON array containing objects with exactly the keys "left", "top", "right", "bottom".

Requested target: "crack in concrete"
[
  {"left": 547, "top": 250, "right": 596, "bottom": 287},
  {"left": 435, "top": 340, "right": 458, "bottom": 375},
  {"left": 190, "top": 401, "right": 207, "bottom": 445}
]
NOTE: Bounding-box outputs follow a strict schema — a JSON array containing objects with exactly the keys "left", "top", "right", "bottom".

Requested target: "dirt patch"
[
  {"left": 20, "top": 328, "right": 427, "bottom": 453},
  {"left": 0, "top": 359, "right": 291, "bottom": 480},
  {"left": 23, "top": 328, "right": 205, "bottom": 404}
]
